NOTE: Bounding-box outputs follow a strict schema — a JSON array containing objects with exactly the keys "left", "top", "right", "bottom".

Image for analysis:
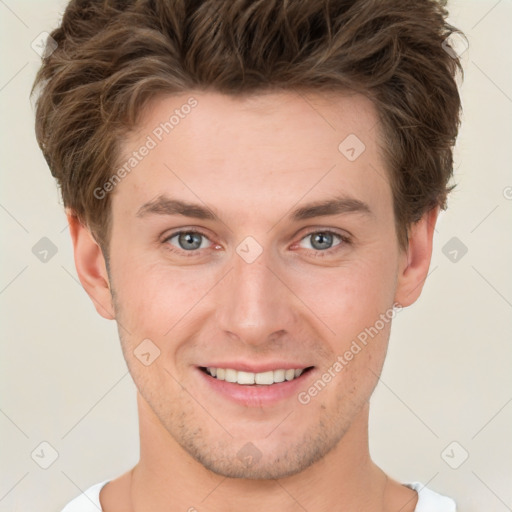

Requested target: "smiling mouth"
[{"left": 199, "top": 366, "right": 314, "bottom": 385}]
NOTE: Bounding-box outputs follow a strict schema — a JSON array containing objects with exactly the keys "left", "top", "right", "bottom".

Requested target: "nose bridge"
[{"left": 214, "top": 246, "right": 295, "bottom": 345}]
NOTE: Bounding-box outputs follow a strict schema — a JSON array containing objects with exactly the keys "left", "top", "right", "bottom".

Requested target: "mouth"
[{"left": 198, "top": 366, "right": 315, "bottom": 385}]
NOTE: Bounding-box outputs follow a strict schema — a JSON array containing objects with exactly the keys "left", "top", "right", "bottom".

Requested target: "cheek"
[
  {"left": 111, "top": 257, "right": 214, "bottom": 337},
  {"left": 290, "top": 252, "right": 397, "bottom": 337}
]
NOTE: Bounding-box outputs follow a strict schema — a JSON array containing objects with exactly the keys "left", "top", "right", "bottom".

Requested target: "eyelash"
[{"left": 162, "top": 228, "right": 351, "bottom": 258}]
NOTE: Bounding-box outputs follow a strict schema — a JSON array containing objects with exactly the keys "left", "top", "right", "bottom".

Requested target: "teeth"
[
  {"left": 205, "top": 367, "right": 307, "bottom": 385},
  {"left": 255, "top": 371, "right": 274, "bottom": 385},
  {"left": 225, "top": 368, "right": 237, "bottom": 383},
  {"left": 273, "top": 369, "right": 285, "bottom": 383},
  {"left": 237, "top": 371, "right": 255, "bottom": 385}
]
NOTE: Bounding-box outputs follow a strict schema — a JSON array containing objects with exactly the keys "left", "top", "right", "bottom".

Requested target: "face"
[{"left": 102, "top": 90, "right": 409, "bottom": 479}]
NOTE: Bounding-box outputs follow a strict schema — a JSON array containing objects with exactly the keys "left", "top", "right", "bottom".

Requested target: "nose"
[{"left": 214, "top": 247, "right": 298, "bottom": 348}]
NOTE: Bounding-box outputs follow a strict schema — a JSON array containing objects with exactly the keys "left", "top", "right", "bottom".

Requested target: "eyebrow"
[{"left": 136, "top": 194, "right": 373, "bottom": 222}]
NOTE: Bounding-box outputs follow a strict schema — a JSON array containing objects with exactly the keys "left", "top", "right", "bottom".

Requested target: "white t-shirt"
[{"left": 61, "top": 480, "right": 456, "bottom": 511}]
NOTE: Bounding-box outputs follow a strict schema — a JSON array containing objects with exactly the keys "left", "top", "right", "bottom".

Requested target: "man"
[{"left": 31, "top": 0, "right": 464, "bottom": 510}]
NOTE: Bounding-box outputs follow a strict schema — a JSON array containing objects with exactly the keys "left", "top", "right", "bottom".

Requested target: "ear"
[
  {"left": 66, "top": 209, "right": 115, "bottom": 320},
  {"left": 394, "top": 206, "right": 440, "bottom": 307}
]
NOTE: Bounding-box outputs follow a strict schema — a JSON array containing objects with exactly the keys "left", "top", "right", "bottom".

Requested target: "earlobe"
[
  {"left": 66, "top": 209, "right": 115, "bottom": 320},
  {"left": 394, "top": 206, "right": 440, "bottom": 308}
]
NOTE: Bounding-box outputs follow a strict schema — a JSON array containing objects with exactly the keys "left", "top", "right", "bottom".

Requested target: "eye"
[
  {"left": 297, "top": 230, "right": 350, "bottom": 255},
  {"left": 162, "top": 228, "right": 351, "bottom": 259},
  {"left": 163, "top": 229, "right": 212, "bottom": 256}
]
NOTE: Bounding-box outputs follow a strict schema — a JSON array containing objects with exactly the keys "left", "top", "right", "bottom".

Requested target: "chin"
[{"left": 172, "top": 420, "right": 345, "bottom": 480}]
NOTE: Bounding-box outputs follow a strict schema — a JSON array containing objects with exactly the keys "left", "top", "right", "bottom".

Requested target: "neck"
[{"left": 129, "top": 396, "right": 390, "bottom": 512}]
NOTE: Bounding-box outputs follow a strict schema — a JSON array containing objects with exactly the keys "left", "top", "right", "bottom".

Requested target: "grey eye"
[
  {"left": 300, "top": 231, "right": 342, "bottom": 251},
  {"left": 169, "top": 231, "right": 209, "bottom": 251}
]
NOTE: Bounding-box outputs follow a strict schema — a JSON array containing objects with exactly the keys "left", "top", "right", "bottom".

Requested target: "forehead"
[{"left": 112, "top": 90, "right": 391, "bottom": 224}]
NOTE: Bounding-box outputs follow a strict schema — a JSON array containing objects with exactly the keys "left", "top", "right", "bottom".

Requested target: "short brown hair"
[{"left": 31, "top": 0, "right": 464, "bottom": 253}]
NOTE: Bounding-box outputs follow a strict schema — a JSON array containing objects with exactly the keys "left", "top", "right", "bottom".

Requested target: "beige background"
[{"left": 1, "top": 1, "right": 511, "bottom": 510}]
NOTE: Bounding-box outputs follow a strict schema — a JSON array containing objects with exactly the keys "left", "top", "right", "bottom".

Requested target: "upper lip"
[{"left": 198, "top": 362, "right": 314, "bottom": 373}]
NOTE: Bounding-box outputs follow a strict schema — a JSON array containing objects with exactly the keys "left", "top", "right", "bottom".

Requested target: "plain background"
[{"left": 1, "top": 1, "right": 511, "bottom": 510}]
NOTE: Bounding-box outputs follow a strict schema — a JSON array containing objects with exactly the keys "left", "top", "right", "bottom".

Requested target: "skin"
[{"left": 68, "top": 90, "right": 439, "bottom": 511}]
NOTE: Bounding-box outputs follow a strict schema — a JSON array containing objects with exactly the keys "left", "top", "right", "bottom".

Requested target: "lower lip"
[{"left": 196, "top": 367, "right": 315, "bottom": 407}]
